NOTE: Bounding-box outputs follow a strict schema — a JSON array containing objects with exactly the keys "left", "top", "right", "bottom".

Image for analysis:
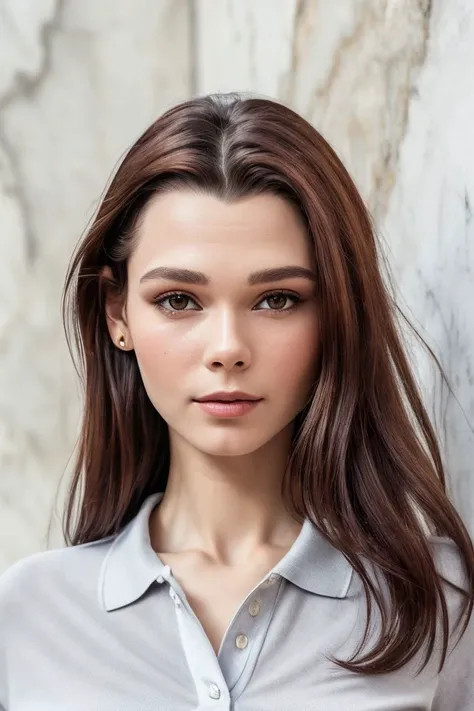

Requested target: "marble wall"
[
  {"left": 0, "top": 0, "right": 472, "bottom": 571},
  {"left": 0, "top": 0, "right": 192, "bottom": 569}
]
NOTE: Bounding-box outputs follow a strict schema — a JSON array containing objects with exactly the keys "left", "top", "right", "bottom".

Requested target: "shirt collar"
[{"left": 99, "top": 492, "right": 354, "bottom": 612}]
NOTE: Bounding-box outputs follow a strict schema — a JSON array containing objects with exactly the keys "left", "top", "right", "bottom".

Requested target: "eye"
[
  {"left": 153, "top": 292, "right": 198, "bottom": 314},
  {"left": 152, "top": 290, "right": 302, "bottom": 317},
  {"left": 257, "top": 291, "right": 302, "bottom": 312}
]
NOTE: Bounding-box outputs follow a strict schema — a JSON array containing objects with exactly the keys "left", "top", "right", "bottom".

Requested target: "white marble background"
[{"left": 0, "top": 0, "right": 472, "bottom": 571}]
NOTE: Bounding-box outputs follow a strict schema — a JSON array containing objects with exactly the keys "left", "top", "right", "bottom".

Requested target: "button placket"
[
  {"left": 169, "top": 587, "right": 182, "bottom": 608},
  {"left": 261, "top": 572, "right": 280, "bottom": 588},
  {"left": 248, "top": 598, "right": 261, "bottom": 617},
  {"left": 229, "top": 573, "right": 284, "bottom": 701},
  {"left": 235, "top": 633, "right": 248, "bottom": 649},
  {"left": 208, "top": 682, "right": 221, "bottom": 700},
  {"left": 233, "top": 596, "right": 263, "bottom": 651},
  {"left": 167, "top": 581, "right": 230, "bottom": 708},
  {"left": 216, "top": 586, "right": 269, "bottom": 690}
]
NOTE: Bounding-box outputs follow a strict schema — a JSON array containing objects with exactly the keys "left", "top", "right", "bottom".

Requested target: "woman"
[{"left": 0, "top": 92, "right": 472, "bottom": 710}]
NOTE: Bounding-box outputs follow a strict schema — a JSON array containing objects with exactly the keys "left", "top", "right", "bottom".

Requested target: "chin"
[{"left": 187, "top": 431, "right": 272, "bottom": 458}]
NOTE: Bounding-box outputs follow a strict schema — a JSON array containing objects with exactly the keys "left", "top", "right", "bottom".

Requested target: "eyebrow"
[{"left": 139, "top": 265, "right": 317, "bottom": 286}]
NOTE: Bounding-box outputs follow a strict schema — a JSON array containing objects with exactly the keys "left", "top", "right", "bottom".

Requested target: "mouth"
[
  {"left": 193, "top": 398, "right": 262, "bottom": 418},
  {"left": 193, "top": 392, "right": 262, "bottom": 403},
  {"left": 195, "top": 398, "right": 260, "bottom": 403}
]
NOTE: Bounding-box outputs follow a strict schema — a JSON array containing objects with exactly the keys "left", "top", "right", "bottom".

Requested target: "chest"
[
  {"left": 159, "top": 553, "right": 281, "bottom": 655},
  {"left": 8, "top": 573, "right": 441, "bottom": 710}
]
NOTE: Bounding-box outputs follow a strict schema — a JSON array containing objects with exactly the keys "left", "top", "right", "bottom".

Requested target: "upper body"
[
  {"left": 0, "top": 492, "right": 472, "bottom": 711},
  {"left": 5, "top": 94, "right": 473, "bottom": 710}
]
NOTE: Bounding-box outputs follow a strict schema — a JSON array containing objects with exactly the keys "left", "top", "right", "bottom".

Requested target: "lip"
[
  {"left": 194, "top": 400, "right": 261, "bottom": 418},
  {"left": 194, "top": 391, "right": 262, "bottom": 402}
]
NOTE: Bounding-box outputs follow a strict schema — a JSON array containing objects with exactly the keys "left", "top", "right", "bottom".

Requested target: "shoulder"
[
  {"left": 0, "top": 533, "right": 117, "bottom": 614},
  {"left": 427, "top": 534, "right": 470, "bottom": 601},
  {"left": 356, "top": 534, "right": 472, "bottom": 633},
  {"left": 0, "top": 535, "right": 118, "bottom": 708},
  {"left": 427, "top": 534, "right": 474, "bottom": 665},
  {"left": 426, "top": 536, "right": 474, "bottom": 708},
  {"left": 426, "top": 534, "right": 471, "bottom": 623},
  {"left": 356, "top": 534, "right": 469, "bottom": 594}
]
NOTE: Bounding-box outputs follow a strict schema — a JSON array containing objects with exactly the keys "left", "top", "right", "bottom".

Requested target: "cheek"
[
  {"left": 265, "top": 321, "right": 320, "bottom": 381},
  {"left": 128, "top": 308, "right": 196, "bottom": 388},
  {"left": 264, "top": 322, "right": 320, "bottom": 415}
]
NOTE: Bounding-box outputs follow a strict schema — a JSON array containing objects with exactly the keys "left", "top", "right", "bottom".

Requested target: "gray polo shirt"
[{"left": 0, "top": 491, "right": 472, "bottom": 709}]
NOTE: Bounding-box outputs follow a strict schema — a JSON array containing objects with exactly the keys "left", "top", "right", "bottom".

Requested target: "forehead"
[{"left": 128, "top": 190, "right": 312, "bottom": 277}]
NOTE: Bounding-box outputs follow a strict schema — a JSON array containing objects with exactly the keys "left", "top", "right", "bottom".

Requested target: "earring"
[{"left": 118, "top": 335, "right": 125, "bottom": 348}]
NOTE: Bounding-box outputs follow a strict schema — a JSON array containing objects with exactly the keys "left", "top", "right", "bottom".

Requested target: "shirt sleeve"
[
  {"left": 0, "top": 594, "right": 8, "bottom": 709},
  {"left": 0, "top": 578, "right": 7, "bottom": 710},
  {"left": 431, "top": 606, "right": 474, "bottom": 710},
  {"left": 429, "top": 534, "right": 474, "bottom": 710},
  {"left": 431, "top": 536, "right": 474, "bottom": 711},
  {"left": 0, "top": 559, "right": 25, "bottom": 711}
]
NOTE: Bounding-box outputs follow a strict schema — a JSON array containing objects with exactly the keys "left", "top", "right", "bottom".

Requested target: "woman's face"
[{"left": 110, "top": 190, "right": 320, "bottom": 457}]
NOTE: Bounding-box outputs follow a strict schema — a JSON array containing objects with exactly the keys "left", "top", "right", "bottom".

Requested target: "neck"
[{"left": 149, "top": 424, "right": 303, "bottom": 566}]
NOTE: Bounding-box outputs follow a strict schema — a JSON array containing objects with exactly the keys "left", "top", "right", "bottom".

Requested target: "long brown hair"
[{"left": 61, "top": 92, "right": 474, "bottom": 676}]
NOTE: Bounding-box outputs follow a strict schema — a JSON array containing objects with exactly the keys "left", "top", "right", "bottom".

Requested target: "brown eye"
[
  {"left": 153, "top": 291, "right": 200, "bottom": 314},
  {"left": 256, "top": 291, "right": 301, "bottom": 311},
  {"left": 167, "top": 294, "right": 190, "bottom": 310},
  {"left": 266, "top": 294, "right": 288, "bottom": 310},
  {"left": 153, "top": 289, "right": 302, "bottom": 317}
]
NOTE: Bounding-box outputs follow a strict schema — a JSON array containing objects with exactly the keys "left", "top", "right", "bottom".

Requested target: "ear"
[{"left": 100, "top": 265, "right": 134, "bottom": 351}]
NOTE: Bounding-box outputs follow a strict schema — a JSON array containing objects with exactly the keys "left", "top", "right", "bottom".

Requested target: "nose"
[{"left": 202, "top": 308, "right": 251, "bottom": 371}]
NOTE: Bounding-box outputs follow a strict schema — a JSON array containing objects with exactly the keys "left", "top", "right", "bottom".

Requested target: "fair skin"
[{"left": 104, "top": 190, "right": 320, "bottom": 653}]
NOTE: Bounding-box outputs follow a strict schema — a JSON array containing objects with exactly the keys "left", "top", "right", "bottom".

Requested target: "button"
[
  {"left": 249, "top": 599, "right": 260, "bottom": 616},
  {"left": 208, "top": 683, "right": 221, "bottom": 699},
  {"left": 169, "top": 588, "right": 181, "bottom": 607},
  {"left": 236, "top": 634, "right": 248, "bottom": 649},
  {"left": 262, "top": 573, "right": 280, "bottom": 588}
]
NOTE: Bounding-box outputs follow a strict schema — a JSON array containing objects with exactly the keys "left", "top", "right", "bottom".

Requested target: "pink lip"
[
  {"left": 194, "top": 390, "right": 261, "bottom": 402},
  {"left": 194, "top": 400, "right": 261, "bottom": 418}
]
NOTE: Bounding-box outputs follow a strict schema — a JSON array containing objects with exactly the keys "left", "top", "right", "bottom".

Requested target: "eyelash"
[{"left": 152, "top": 290, "right": 303, "bottom": 318}]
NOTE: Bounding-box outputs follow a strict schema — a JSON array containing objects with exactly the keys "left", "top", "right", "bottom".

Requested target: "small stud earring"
[{"left": 119, "top": 336, "right": 125, "bottom": 348}]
